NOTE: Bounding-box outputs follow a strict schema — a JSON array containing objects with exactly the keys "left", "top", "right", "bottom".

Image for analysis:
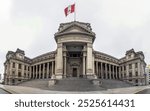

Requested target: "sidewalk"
[{"left": 1, "top": 84, "right": 150, "bottom": 94}]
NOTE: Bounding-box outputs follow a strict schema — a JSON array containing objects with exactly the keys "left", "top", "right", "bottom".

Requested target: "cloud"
[{"left": 0, "top": 0, "right": 150, "bottom": 75}]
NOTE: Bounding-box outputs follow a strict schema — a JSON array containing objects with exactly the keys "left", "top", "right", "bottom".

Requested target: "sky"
[{"left": 0, "top": 0, "right": 150, "bottom": 77}]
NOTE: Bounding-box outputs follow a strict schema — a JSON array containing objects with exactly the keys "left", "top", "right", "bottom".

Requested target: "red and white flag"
[{"left": 64, "top": 4, "right": 75, "bottom": 17}]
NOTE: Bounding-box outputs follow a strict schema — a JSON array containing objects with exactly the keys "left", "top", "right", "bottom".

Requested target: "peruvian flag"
[{"left": 64, "top": 4, "right": 75, "bottom": 17}]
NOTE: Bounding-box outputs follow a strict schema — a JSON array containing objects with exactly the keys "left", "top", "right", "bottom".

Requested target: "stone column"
[
  {"left": 83, "top": 53, "right": 86, "bottom": 77},
  {"left": 115, "top": 66, "right": 117, "bottom": 79},
  {"left": 96, "top": 61, "right": 98, "bottom": 77},
  {"left": 119, "top": 66, "right": 121, "bottom": 79},
  {"left": 112, "top": 65, "right": 114, "bottom": 79},
  {"left": 109, "top": 64, "right": 111, "bottom": 79},
  {"left": 122, "top": 66, "right": 124, "bottom": 78},
  {"left": 33, "top": 66, "right": 35, "bottom": 79},
  {"left": 93, "top": 56, "right": 95, "bottom": 76},
  {"left": 101, "top": 62, "right": 103, "bottom": 79},
  {"left": 52, "top": 61, "right": 54, "bottom": 75},
  {"left": 64, "top": 55, "right": 67, "bottom": 78},
  {"left": 43, "top": 63, "right": 45, "bottom": 79},
  {"left": 105, "top": 63, "right": 108, "bottom": 79},
  {"left": 26, "top": 66, "right": 29, "bottom": 78},
  {"left": 47, "top": 62, "right": 49, "bottom": 79},
  {"left": 29, "top": 66, "right": 31, "bottom": 79},
  {"left": 49, "top": 63, "right": 51, "bottom": 77},
  {"left": 36, "top": 65, "right": 38, "bottom": 79},
  {"left": 39, "top": 64, "right": 41, "bottom": 79},
  {"left": 55, "top": 43, "right": 63, "bottom": 79},
  {"left": 86, "top": 43, "right": 94, "bottom": 79}
]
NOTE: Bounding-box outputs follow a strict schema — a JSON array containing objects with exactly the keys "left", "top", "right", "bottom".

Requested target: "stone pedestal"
[{"left": 55, "top": 75, "right": 63, "bottom": 79}]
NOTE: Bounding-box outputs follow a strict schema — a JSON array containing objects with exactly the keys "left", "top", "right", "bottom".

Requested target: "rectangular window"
[
  {"left": 124, "top": 73, "right": 126, "bottom": 78},
  {"left": 24, "top": 65, "right": 26, "bottom": 70},
  {"left": 13, "top": 62, "right": 15, "bottom": 68},
  {"left": 135, "top": 63, "right": 138, "bottom": 68},
  {"left": 19, "top": 64, "right": 22, "bottom": 69},
  {"left": 129, "top": 64, "right": 132, "bottom": 69},
  {"left": 18, "top": 72, "right": 21, "bottom": 77},
  {"left": 124, "top": 66, "right": 126, "bottom": 70},
  {"left": 24, "top": 73, "right": 26, "bottom": 77},
  {"left": 12, "top": 71, "right": 15, "bottom": 75},
  {"left": 129, "top": 72, "right": 132, "bottom": 77},
  {"left": 135, "top": 72, "right": 138, "bottom": 76}
]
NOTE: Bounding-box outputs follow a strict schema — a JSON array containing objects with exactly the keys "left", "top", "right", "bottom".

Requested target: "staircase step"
[{"left": 18, "top": 78, "right": 133, "bottom": 92}]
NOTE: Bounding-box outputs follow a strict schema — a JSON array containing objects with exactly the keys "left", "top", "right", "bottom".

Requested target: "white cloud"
[
  {"left": 0, "top": 0, "right": 11, "bottom": 22},
  {"left": 0, "top": 17, "right": 44, "bottom": 51},
  {"left": 101, "top": 0, "right": 150, "bottom": 28}
]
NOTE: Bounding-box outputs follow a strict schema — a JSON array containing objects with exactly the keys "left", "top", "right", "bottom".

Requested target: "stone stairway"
[
  {"left": 100, "top": 79, "right": 133, "bottom": 89},
  {"left": 48, "top": 78, "right": 105, "bottom": 91},
  {"left": 18, "top": 78, "right": 133, "bottom": 92},
  {"left": 18, "top": 79, "right": 50, "bottom": 90}
]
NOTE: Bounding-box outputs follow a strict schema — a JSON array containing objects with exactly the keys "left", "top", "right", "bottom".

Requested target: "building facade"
[{"left": 4, "top": 21, "right": 146, "bottom": 85}]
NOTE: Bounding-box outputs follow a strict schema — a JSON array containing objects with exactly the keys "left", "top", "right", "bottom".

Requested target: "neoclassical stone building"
[{"left": 4, "top": 21, "right": 146, "bottom": 85}]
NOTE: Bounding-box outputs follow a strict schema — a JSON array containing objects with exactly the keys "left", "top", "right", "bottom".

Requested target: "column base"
[{"left": 55, "top": 74, "right": 63, "bottom": 79}]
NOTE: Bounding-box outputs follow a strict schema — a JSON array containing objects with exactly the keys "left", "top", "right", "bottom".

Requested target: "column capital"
[{"left": 87, "top": 43, "right": 92, "bottom": 48}]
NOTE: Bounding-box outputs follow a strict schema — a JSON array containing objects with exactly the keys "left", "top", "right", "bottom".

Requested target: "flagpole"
[{"left": 74, "top": 2, "right": 76, "bottom": 21}]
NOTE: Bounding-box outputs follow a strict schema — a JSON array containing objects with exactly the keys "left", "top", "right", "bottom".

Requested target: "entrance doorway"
[{"left": 73, "top": 68, "right": 77, "bottom": 77}]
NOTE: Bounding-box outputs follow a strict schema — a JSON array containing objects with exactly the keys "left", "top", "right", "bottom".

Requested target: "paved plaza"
[{"left": 0, "top": 79, "right": 150, "bottom": 94}]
